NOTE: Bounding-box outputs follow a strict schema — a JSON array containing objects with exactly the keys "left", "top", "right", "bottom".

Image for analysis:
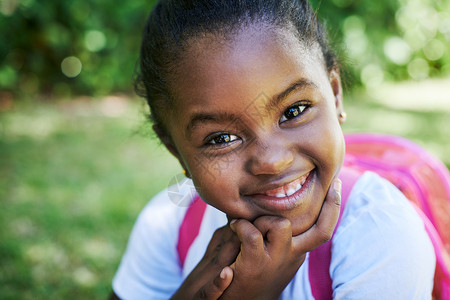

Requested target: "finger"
[
  {"left": 292, "top": 178, "right": 342, "bottom": 252},
  {"left": 229, "top": 219, "right": 266, "bottom": 259},
  {"left": 253, "top": 216, "right": 292, "bottom": 252},
  {"left": 203, "top": 225, "right": 240, "bottom": 267},
  {"left": 193, "top": 267, "right": 233, "bottom": 300},
  {"left": 214, "top": 231, "right": 240, "bottom": 266},
  {"left": 204, "top": 226, "right": 227, "bottom": 254},
  {"left": 206, "top": 225, "right": 237, "bottom": 253}
]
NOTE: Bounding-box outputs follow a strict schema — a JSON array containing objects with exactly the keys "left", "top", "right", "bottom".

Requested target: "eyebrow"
[
  {"left": 268, "top": 79, "right": 318, "bottom": 110},
  {"left": 186, "top": 111, "right": 241, "bottom": 138}
]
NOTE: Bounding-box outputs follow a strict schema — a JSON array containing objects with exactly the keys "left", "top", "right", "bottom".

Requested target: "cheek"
[
  {"left": 315, "top": 113, "right": 344, "bottom": 164},
  {"left": 329, "top": 121, "right": 345, "bottom": 169},
  {"left": 296, "top": 115, "right": 344, "bottom": 197},
  {"left": 187, "top": 155, "right": 242, "bottom": 207},
  {"left": 303, "top": 119, "right": 343, "bottom": 163},
  {"left": 190, "top": 154, "right": 237, "bottom": 182}
]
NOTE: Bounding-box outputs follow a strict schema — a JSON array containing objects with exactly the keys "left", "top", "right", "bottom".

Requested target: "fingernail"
[
  {"left": 220, "top": 268, "right": 227, "bottom": 279},
  {"left": 229, "top": 219, "right": 237, "bottom": 231},
  {"left": 333, "top": 179, "right": 342, "bottom": 193}
]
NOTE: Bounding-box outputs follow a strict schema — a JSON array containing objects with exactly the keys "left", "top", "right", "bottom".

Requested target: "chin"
[{"left": 290, "top": 218, "right": 315, "bottom": 236}]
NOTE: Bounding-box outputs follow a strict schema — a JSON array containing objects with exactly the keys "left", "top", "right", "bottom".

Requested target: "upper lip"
[{"left": 244, "top": 170, "right": 313, "bottom": 196}]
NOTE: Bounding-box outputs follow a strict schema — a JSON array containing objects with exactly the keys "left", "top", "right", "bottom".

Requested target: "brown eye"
[
  {"left": 208, "top": 133, "right": 238, "bottom": 145},
  {"left": 280, "top": 104, "right": 307, "bottom": 123}
]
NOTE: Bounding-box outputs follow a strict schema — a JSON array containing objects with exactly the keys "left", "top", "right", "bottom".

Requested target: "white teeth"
[
  {"left": 286, "top": 188, "right": 296, "bottom": 196},
  {"left": 272, "top": 184, "right": 302, "bottom": 198},
  {"left": 264, "top": 174, "right": 308, "bottom": 198}
]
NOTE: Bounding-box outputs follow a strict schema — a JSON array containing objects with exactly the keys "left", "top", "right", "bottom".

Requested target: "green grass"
[
  {"left": 0, "top": 88, "right": 448, "bottom": 299},
  {"left": 0, "top": 97, "right": 182, "bottom": 299}
]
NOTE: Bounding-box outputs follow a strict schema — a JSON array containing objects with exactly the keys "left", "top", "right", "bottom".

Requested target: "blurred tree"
[
  {"left": 0, "top": 0, "right": 449, "bottom": 99},
  {"left": 310, "top": 0, "right": 450, "bottom": 89},
  {"left": 0, "top": 0, "right": 156, "bottom": 99}
]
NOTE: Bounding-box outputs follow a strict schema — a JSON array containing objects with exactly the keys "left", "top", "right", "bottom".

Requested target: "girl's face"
[{"left": 163, "top": 25, "right": 345, "bottom": 236}]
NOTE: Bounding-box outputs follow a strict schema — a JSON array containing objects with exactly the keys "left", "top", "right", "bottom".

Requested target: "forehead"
[{"left": 168, "top": 24, "right": 329, "bottom": 121}]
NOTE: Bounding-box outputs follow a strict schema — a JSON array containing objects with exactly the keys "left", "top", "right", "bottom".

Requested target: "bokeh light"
[
  {"left": 343, "top": 15, "right": 368, "bottom": 59},
  {"left": 423, "top": 39, "right": 445, "bottom": 61},
  {"left": 361, "top": 64, "right": 384, "bottom": 89},
  {"left": 408, "top": 58, "right": 429, "bottom": 80},
  {"left": 84, "top": 30, "right": 107, "bottom": 52},
  {"left": 61, "top": 56, "right": 82, "bottom": 78},
  {"left": 0, "top": 0, "right": 19, "bottom": 16},
  {"left": 384, "top": 37, "right": 412, "bottom": 65}
]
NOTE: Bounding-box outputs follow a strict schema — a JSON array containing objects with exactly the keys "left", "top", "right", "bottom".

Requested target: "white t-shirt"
[{"left": 112, "top": 172, "right": 435, "bottom": 299}]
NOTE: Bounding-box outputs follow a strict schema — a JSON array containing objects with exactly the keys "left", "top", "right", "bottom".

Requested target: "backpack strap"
[
  {"left": 176, "top": 195, "right": 207, "bottom": 267},
  {"left": 410, "top": 202, "right": 450, "bottom": 299},
  {"left": 308, "top": 167, "right": 362, "bottom": 300}
]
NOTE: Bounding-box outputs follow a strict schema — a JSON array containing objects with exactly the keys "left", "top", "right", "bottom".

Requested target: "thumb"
[
  {"left": 193, "top": 267, "right": 233, "bottom": 300},
  {"left": 292, "top": 178, "right": 342, "bottom": 252}
]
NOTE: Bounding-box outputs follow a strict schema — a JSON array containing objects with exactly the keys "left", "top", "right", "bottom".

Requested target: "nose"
[{"left": 246, "top": 138, "right": 294, "bottom": 176}]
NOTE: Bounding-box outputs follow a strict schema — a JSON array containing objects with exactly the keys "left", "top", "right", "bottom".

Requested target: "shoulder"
[
  {"left": 124, "top": 185, "right": 192, "bottom": 250},
  {"left": 112, "top": 180, "right": 197, "bottom": 300},
  {"left": 338, "top": 171, "right": 420, "bottom": 230},
  {"left": 331, "top": 171, "right": 435, "bottom": 299},
  {"left": 137, "top": 184, "right": 193, "bottom": 234}
]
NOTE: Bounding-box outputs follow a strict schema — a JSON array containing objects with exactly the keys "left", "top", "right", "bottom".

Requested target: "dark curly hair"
[{"left": 135, "top": 0, "right": 337, "bottom": 134}]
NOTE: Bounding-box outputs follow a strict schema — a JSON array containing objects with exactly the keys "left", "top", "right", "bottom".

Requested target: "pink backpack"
[{"left": 176, "top": 133, "right": 450, "bottom": 299}]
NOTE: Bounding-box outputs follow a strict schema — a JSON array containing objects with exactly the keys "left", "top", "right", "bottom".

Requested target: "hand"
[
  {"left": 191, "top": 267, "right": 233, "bottom": 300},
  {"left": 219, "top": 178, "right": 342, "bottom": 300},
  {"left": 171, "top": 224, "right": 240, "bottom": 300}
]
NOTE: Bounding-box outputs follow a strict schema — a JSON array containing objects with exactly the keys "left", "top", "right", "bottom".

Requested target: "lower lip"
[{"left": 246, "top": 171, "right": 314, "bottom": 212}]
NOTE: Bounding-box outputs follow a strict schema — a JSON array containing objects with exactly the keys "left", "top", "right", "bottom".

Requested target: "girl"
[{"left": 111, "top": 0, "right": 435, "bottom": 299}]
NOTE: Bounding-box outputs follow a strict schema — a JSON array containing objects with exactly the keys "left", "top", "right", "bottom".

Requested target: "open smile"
[
  {"left": 262, "top": 172, "right": 309, "bottom": 198},
  {"left": 246, "top": 170, "right": 314, "bottom": 212}
]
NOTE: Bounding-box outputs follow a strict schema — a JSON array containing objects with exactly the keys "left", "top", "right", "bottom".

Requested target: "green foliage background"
[
  {"left": 0, "top": 0, "right": 157, "bottom": 98},
  {"left": 310, "top": 0, "right": 450, "bottom": 87},
  {"left": 0, "top": 1, "right": 449, "bottom": 299},
  {"left": 1, "top": 0, "right": 449, "bottom": 99}
]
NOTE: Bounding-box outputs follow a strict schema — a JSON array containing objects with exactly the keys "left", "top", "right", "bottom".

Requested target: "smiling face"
[{"left": 161, "top": 24, "right": 345, "bottom": 236}]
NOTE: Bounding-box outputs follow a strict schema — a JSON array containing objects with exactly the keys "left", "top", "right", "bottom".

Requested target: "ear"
[
  {"left": 330, "top": 69, "right": 346, "bottom": 124},
  {"left": 153, "top": 125, "right": 191, "bottom": 178}
]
